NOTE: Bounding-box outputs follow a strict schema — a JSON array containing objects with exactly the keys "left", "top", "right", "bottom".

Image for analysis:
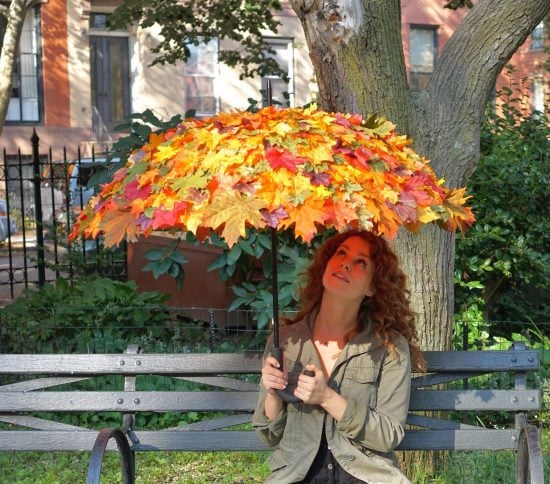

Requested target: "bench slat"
[
  {"left": 175, "top": 376, "right": 258, "bottom": 391},
  {"left": 1, "top": 388, "right": 540, "bottom": 412},
  {"left": 0, "top": 350, "right": 539, "bottom": 375},
  {"left": 0, "top": 353, "right": 264, "bottom": 375},
  {"left": 0, "top": 429, "right": 520, "bottom": 452},
  {"left": 0, "top": 391, "right": 259, "bottom": 412},
  {"left": 410, "top": 389, "right": 541, "bottom": 411},
  {"left": 422, "top": 350, "right": 539, "bottom": 372},
  {"left": 0, "top": 377, "right": 90, "bottom": 392},
  {"left": 168, "top": 414, "right": 252, "bottom": 431},
  {"left": 411, "top": 372, "right": 485, "bottom": 389},
  {"left": 406, "top": 414, "right": 480, "bottom": 430},
  {"left": 0, "top": 414, "right": 89, "bottom": 431}
]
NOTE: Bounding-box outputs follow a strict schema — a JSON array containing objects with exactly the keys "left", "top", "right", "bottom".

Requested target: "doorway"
[{"left": 89, "top": 35, "right": 131, "bottom": 131}]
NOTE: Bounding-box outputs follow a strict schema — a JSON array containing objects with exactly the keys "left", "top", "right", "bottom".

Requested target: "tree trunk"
[
  {"left": 290, "top": 0, "right": 550, "bottom": 478},
  {"left": 0, "top": 0, "right": 35, "bottom": 137}
]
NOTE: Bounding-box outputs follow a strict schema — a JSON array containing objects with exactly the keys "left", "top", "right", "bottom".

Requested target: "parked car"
[
  {"left": 0, "top": 199, "right": 17, "bottom": 241},
  {"left": 67, "top": 157, "right": 121, "bottom": 208},
  {"left": 41, "top": 157, "right": 121, "bottom": 223}
]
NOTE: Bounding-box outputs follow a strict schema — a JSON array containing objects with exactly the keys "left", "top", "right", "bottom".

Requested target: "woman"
[{"left": 253, "top": 230, "right": 425, "bottom": 483}]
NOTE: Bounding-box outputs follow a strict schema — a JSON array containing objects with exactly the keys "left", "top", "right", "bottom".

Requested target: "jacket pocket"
[{"left": 340, "top": 364, "right": 381, "bottom": 403}]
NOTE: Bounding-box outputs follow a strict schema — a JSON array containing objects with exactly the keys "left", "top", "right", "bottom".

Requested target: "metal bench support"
[{"left": 87, "top": 427, "right": 135, "bottom": 484}]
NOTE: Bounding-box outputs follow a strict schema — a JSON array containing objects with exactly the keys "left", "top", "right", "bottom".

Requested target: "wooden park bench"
[{"left": 0, "top": 342, "right": 544, "bottom": 483}]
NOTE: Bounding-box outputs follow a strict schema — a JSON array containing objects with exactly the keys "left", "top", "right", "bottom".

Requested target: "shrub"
[{"left": 0, "top": 277, "right": 172, "bottom": 353}]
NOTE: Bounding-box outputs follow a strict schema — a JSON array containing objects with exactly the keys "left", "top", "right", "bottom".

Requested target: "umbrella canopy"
[{"left": 69, "top": 105, "right": 473, "bottom": 247}]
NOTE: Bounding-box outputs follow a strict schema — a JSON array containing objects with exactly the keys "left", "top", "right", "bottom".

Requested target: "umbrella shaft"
[{"left": 271, "top": 227, "right": 279, "bottom": 348}]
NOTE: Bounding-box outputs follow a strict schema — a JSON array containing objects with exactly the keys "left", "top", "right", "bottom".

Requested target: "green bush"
[
  {"left": 0, "top": 277, "right": 172, "bottom": 353},
  {"left": 454, "top": 77, "right": 549, "bottom": 327}
]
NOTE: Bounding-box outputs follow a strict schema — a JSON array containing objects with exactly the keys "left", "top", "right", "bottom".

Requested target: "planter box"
[{"left": 127, "top": 234, "right": 234, "bottom": 318}]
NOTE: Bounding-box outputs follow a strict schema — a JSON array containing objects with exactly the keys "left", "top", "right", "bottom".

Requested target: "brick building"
[{"left": 0, "top": 0, "right": 546, "bottom": 158}]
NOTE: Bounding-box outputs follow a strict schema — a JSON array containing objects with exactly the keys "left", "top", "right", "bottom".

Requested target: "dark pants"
[{"left": 297, "top": 433, "right": 365, "bottom": 483}]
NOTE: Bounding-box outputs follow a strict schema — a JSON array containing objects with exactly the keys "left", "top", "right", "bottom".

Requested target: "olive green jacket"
[{"left": 253, "top": 316, "right": 412, "bottom": 484}]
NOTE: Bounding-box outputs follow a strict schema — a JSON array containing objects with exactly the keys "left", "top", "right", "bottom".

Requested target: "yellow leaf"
[
  {"left": 153, "top": 144, "right": 180, "bottom": 163},
  {"left": 381, "top": 187, "right": 399, "bottom": 204},
  {"left": 417, "top": 206, "right": 440, "bottom": 224},
  {"left": 202, "top": 192, "right": 267, "bottom": 247}
]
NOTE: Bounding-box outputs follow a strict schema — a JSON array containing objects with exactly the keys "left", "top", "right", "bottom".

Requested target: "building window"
[
  {"left": 184, "top": 39, "right": 219, "bottom": 117},
  {"left": 262, "top": 38, "right": 294, "bottom": 107},
  {"left": 90, "top": 13, "right": 110, "bottom": 30},
  {"left": 409, "top": 26, "right": 438, "bottom": 91},
  {"left": 530, "top": 21, "right": 544, "bottom": 50},
  {"left": 532, "top": 78, "right": 546, "bottom": 114},
  {"left": 0, "top": 8, "right": 42, "bottom": 123}
]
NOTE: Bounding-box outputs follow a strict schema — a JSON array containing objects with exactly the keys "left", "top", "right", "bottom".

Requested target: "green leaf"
[{"left": 207, "top": 254, "right": 228, "bottom": 272}]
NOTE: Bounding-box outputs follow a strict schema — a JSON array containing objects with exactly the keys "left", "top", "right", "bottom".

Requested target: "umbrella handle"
[{"left": 271, "top": 347, "right": 315, "bottom": 404}]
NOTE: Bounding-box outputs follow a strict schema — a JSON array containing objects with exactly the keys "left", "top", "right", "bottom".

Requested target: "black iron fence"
[{"left": 0, "top": 130, "right": 126, "bottom": 300}]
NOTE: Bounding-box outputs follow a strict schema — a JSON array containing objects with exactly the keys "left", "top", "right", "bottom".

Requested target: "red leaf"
[
  {"left": 265, "top": 147, "right": 307, "bottom": 174},
  {"left": 124, "top": 180, "right": 152, "bottom": 200}
]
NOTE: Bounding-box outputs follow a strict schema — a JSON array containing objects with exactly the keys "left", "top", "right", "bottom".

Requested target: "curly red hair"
[{"left": 287, "top": 230, "right": 426, "bottom": 372}]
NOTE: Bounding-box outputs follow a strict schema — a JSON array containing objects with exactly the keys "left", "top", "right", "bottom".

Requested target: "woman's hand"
[
  {"left": 295, "top": 364, "right": 330, "bottom": 404},
  {"left": 295, "top": 365, "right": 348, "bottom": 421},
  {"left": 261, "top": 356, "right": 287, "bottom": 420},
  {"left": 261, "top": 355, "right": 287, "bottom": 395}
]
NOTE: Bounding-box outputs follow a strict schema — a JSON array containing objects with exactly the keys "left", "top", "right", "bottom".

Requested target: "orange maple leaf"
[
  {"left": 100, "top": 210, "right": 139, "bottom": 247},
  {"left": 281, "top": 199, "right": 330, "bottom": 242}
]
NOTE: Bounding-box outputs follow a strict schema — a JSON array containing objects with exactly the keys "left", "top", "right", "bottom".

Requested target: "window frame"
[
  {"left": 530, "top": 21, "right": 545, "bottom": 51},
  {"left": 184, "top": 38, "right": 220, "bottom": 118},
  {"left": 408, "top": 24, "right": 438, "bottom": 91},
  {"left": 1, "top": 6, "right": 44, "bottom": 125},
  {"left": 531, "top": 77, "right": 546, "bottom": 114},
  {"left": 261, "top": 37, "right": 295, "bottom": 107}
]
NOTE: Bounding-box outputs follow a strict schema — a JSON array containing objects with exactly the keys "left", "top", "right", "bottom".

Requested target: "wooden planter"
[{"left": 127, "top": 234, "right": 234, "bottom": 314}]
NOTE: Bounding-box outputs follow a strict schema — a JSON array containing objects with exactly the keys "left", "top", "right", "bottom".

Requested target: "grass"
[
  {"left": 0, "top": 451, "right": 271, "bottom": 483},
  {"left": 1, "top": 439, "right": 548, "bottom": 484}
]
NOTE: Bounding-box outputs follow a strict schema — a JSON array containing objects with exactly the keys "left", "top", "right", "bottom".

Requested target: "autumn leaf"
[
  {"left": 265, "top": 147, "right": 307, "bottom": 174},
  {"left": 124, "top": 180, "right": 152, "bottom": 201},
  {"left": 100, "top": 210, "right": 139, "bottom": 247},
  {"left": 202, "top": 192, "right": 268, "bottom": 247},
  {"left": 441, "top": 188, "right": 475, "bottom": 230},
  {"left": 281, "top": 199, "right": 330, "bottom": 242}
]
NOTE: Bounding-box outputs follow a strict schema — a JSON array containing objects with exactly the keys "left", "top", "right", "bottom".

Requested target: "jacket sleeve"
[
  {"left": 335, "top": 334, "right": 411, "bottom": 453},
  {"left": 252, "top": 335, "right": 288, "bottom": 447}
]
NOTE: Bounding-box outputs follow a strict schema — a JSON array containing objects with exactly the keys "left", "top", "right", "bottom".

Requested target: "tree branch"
[{"left": 418, "top": 0, "right": 549, "bottom": 185}]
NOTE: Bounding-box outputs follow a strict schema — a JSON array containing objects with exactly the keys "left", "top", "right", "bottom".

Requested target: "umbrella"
[{"left": 70, "top": 97, "right": 474, "bottom": 402}]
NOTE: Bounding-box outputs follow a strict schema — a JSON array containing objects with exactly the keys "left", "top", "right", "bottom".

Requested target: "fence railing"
[{"left": 0, "top": 131, "right": 127, "bottom": 301}]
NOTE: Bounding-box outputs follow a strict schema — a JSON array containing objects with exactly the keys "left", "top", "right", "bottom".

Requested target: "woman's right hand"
[{"left": 261, "top": 355, "right": 288, "bottom": 396}]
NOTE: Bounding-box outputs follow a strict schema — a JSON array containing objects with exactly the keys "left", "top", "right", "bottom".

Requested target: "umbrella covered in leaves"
[{"left": 70, "top": 105, "right": 473, "bottom": 248}]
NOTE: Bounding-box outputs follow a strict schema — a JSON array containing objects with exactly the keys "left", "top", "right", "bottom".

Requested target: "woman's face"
[{"left": 322, "top": 236, "right": 376, "bottom": 303}]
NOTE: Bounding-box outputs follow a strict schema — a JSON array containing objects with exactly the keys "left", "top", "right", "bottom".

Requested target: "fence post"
[{"left": 31, "top": 128, "right": 46, "bottom": 287}]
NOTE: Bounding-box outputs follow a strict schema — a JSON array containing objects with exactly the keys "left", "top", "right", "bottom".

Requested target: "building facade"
[{"left": 0, "top": 0, "right": 546, "bottom": 158}]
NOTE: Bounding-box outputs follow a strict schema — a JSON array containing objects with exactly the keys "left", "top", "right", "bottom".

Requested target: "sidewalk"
[{"left": 0, "top": 235, "right": 44, "bottom": 307}]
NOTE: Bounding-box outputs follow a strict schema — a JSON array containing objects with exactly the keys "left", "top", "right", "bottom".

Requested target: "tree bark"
[{"left": 0, "top": 0, "right": 36, "bottom": 137}]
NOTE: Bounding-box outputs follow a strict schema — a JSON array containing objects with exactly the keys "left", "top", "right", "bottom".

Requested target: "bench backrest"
[{"left": 0, "top": 343, "right": 541, "bottom": 452}]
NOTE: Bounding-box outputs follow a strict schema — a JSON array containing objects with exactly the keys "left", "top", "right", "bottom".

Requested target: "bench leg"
[
  {"left": 87, "top": 427, "right": 135, "bottom": 484},
  {"left": 516, "top": 424, "right": 544, "bottom": 484}
]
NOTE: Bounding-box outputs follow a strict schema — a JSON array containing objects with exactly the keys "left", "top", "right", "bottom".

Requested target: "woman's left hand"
[{"left": 295, "top": 364, "right": 332, "bottom": 405}]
